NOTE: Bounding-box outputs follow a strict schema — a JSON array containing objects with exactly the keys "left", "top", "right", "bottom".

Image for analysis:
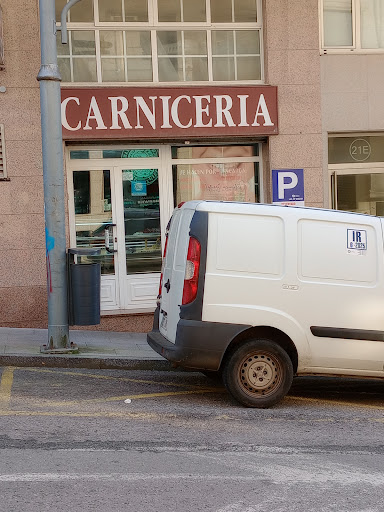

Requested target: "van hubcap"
[{"left": 239, "top": 353, "right": 282, "bottom": 396}]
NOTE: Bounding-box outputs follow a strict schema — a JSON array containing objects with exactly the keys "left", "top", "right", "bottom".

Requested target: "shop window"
[
  {"left": 212, "top": 30, "right": 261, "bottom": 81},
  {"left": 211, "top": 0, "right": 259, "bottom": 23},
  {"left": 73, "top": 169, "right": 115, "bottom": 274},
  {"left": 56, "top": 0, "right": 94, "bottom": 22},
  {"left": 321, "top": 0, "right": 384, "bottom": 50},
  {"left": 329, "top": 135, "right": 384, "bottom": 215},
  {"left": 157, "top": 30, "right": 208, "bottom": 81},
  {"left": 100, "top": 31, "right": 153, "bottom": 82},
  {"left": 73, "top": 171, "right": 90, "bottom": 214},
  {"left": 99, "top": 0, "right": 149, "bottom": 22},
  {"left": 56, "top": 31, "right": 97, "bottom": 82},
  {"left": 70, "top": 148, "right": 159, "bottom": 159},
  {"left": 158, "top": 0, "right": 206, "bottom": 22},
  {"left": 172, "top": 145, "right": 260, "bottom": 204},
  {"left": 56, "top": 0, "right": 263, "bottom": 83},
  {"left": 73, "top": 169, "right": 112, "bottom": 217},
  {"left": 329, "top": 136, "right": 384, "bottom": 164}
]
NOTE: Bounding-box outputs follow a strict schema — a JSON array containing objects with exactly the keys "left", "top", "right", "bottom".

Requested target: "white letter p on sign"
[{"left": 278, "top": 172, "right": 298, "bottom": 200}]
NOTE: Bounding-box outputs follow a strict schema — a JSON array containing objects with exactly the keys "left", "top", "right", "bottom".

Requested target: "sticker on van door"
[{"left": 347, "top": 229, "right": 367, "bottom": 254}]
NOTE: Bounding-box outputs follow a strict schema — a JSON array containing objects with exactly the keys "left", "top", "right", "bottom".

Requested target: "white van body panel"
[
  {"left": 202, "top": 301, "right": 311, "bottom": 368},
  {"left": 159, "top": 203, "right": 200, "bottom": 343},
  {"left": 149, "top": 200, "right": 384, "bottom": 381},
  {"left": 197, "top": 202, "right": 384, "bottom": 374}
]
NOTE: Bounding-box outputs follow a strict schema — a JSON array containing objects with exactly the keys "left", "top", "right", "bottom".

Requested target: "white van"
[{"left": 147, "top": 200, "right": 384, "bottom": 408}]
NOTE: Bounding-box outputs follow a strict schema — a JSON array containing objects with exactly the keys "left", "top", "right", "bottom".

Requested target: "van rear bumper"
[{"left": 147, "top": 308, "right": 251, "bottom": 371}]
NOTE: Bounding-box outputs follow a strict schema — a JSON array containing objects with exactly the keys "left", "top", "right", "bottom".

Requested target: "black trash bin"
[{"left": 68, "top": 248, "right": 101, "bottom": 326}]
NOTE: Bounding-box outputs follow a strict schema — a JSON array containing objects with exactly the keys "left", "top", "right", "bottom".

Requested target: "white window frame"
[
  {"left": 320, "top": 0, "right": 384, "bottom": 54},
  {"left": 57, "top": 0, "right": 264, "bottom": 85}
]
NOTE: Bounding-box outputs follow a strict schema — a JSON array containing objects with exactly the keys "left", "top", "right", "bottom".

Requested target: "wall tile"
[
  {"left": 2, "top": 50, "right": 41, "bottom": 89},
  {"left": 302, "top": 167, "right": 324, "bottom": 204},
  {"left": 0, "top": 176, "right": 44, "bottom": 215},
  {"left": 0, "top": 247, "right": 46, "bottom": 287},
  {"left": 269, "top": 133, "right": 323, "bottom": 169},
  {"left": 2, "top": 0, "right": 40, "bottom": 53},
  {"left": 266, "top": 0, "right": 319, "bottom": 51},
  {"left": 322, "top": 92, "right": 369, "bottom": 132},
  {"left": 0, "top": 214, "right": 45, "bottom": 249},
  {"left": 4, "top": 140, "right": 43, "bottom": 177},
  {"left": 321, "top": 55, "right": 368, "bottom": 94},
  {"left": 0, "top": 89, "right": 41, "bottom": 141},
  {"left": 268, "top": 50, "right": 321, "bottom": 86},
  {"left": 277, "top": 84, "right": 322, "bottom": 135},
  {"left": 0, "top": 286, "right": 47, "bottom": 324}
]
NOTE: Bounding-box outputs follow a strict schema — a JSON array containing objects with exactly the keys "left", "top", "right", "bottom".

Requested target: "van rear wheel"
[{"left": 223, "top": 339, "right": 293, "bottom": 408}]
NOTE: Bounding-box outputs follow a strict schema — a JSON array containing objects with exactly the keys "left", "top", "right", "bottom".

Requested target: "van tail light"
[
  {"left": 158, "top": 233, "right": 169, "bottom": 299},
  {"left": 182, "top": 237, "right": 201, "bottom": 305}
]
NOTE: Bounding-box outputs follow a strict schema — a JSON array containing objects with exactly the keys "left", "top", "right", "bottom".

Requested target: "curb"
[{"left": 0, "top": 355, "right": 174, "bottom": 371}]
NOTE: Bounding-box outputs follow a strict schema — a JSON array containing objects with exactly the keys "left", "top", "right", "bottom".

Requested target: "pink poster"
[{"left": 175, "top": 146, "right": 256, "bottom": 203}]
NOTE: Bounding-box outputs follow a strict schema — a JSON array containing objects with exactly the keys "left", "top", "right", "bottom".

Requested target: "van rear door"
[{"left": 158, "top": 205, "right": 195, "bottom": 343}]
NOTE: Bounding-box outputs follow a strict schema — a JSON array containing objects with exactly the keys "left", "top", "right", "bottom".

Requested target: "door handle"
[
  {"left": 104, "top": 224, "right": 117, "bottom": 253},
  {"left": 164, "top": 279, "right": 171, "bottom": 292}
]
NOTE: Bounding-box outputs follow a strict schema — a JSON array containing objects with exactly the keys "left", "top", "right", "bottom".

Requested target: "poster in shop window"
[{"left": 175, "top": 146, "right": 256, "bottom": 203}]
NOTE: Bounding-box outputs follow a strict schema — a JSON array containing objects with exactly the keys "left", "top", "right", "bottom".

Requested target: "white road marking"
[{"left": 0, "top": 473, "right": 255, "bottom": 482}]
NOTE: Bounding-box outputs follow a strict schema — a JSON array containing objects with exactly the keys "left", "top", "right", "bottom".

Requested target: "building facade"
[{"left": 0, "top": 0, "right": 381, "bottom": 331}]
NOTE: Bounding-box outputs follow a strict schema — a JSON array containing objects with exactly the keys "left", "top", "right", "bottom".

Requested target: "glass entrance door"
[
  {"left": 70, "top": 155, "right": 168, "bottom": 312},
  {"left": 121, "top": 168, "right": 161, "bottom": 275},
  {"left": 117, "top": 166, "right": 162, "bottom": 309}
]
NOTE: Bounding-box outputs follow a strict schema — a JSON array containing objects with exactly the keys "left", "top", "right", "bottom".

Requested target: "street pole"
[{"left": 37, "top": 0, "right": 75, "bottom": 352}]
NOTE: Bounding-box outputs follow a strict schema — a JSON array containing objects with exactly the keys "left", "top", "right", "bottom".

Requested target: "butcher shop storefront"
[{"left": 61, "top": 85, "right": 278, "bottom": 314}]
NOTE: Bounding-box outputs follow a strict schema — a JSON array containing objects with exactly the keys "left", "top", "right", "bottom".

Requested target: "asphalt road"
[{"left": 0, "top": 367, "right": 383, "bottom": 511}]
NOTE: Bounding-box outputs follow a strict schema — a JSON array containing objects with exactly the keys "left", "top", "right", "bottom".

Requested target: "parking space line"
[
  {"left": 10, "top": 388, "right": 225, "bottom": 408},
  {"left": 24, "top": 368, "right": 208, "bottom": 390},
  {"left": 0, "top": 410, "right": 168, "bottom": 419},
  {"left": 0, "top": 367, "right": 15, "bottom": 410},
  {"left": 287, "top": 395, "right": 384, "bottom": 410},
  {"left": 66, "top": 388, "right": 225, "bottom": 404}
]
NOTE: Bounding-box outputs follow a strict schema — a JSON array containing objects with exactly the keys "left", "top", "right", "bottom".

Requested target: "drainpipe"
[{"left": 37, "top": 0, "right": 81, "bottom": 353}]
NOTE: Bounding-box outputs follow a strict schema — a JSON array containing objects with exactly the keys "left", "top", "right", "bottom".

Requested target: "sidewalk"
[{"left": 0, "top": 328, "right": 171, "bottom": 371}]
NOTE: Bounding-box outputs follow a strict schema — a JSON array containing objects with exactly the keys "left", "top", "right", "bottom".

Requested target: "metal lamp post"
[{"left": 37, "top": 0, "right": 82, "bottom": 353}]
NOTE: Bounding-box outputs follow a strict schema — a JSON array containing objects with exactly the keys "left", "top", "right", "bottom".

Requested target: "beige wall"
[
  {"left": 0, "top": 0, "right": 48, "bottom": 327},
  {"left": 264, "top": 0, "right": 323, "bottom": 207},
  {"left": 0, "top": 0, "right": 325, "bottom": 330},
  {"left": 320, "top": 54, "right": 384, "bottom": 207},
  {"left": 321, "top": 55, "right": 384, "bottom": 133}
]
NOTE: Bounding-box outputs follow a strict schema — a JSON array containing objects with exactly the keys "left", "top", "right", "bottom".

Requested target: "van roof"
[{"left": 179, "top": 200, "right": 378, "bottom": 219}]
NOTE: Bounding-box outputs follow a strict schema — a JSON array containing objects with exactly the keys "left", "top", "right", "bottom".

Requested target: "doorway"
[
  {"left": 331, "top": 166, "right": 384, "bottom": 215},
  {"left": 67, "top": 143, "right": 263, "bottom": 312},
  {"left": 67, "top": 147, "right": 173, "bottom": 312}
]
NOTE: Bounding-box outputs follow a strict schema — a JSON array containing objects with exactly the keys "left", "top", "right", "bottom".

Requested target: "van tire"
[{"left": 223, "top": 339, "right": 293, "bottom": 408}]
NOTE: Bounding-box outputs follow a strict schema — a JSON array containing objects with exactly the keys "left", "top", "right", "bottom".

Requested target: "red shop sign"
[{"left": 61, "top": 85, "right": 278, "bottom": 140}]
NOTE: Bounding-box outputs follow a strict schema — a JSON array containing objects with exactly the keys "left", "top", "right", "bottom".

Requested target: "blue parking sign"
[{"left": 272, "top": 169, "right": 304, "bottom": 206}]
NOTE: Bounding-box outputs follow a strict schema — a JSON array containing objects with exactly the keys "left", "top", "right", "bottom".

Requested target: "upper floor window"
[
  {"left": 322, "top": 0, "right": 384, "bottom": 51},
  {"left": 56, "top": 0, "right": 263, "bottom": 84}
]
